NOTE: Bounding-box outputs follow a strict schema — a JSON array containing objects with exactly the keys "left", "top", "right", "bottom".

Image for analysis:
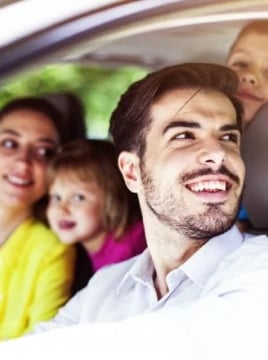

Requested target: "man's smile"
[
  {"left": 187, "top": 179, "right": 227, "bottom": 193},
  {"left": 184, "top": 174, "right": 235, "bottom": 203}
]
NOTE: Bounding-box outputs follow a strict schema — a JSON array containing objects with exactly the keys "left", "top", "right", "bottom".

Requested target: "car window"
[{"left": 0, "top": 1, "right": 267, "bottom": 138}]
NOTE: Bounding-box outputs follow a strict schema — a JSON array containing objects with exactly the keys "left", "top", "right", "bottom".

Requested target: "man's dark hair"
[{"left": 109, "top": 63, "right": 243, "bottom": 157}]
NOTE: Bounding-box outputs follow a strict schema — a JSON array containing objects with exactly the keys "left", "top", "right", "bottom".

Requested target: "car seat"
[
  {"left": 241, "top": 103, "right": 268, "bottom": 232},
  {"left": 42, "top": 92, "right": 87, "bottom": 142}
]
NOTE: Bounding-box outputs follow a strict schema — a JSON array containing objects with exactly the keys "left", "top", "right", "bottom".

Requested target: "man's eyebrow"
[
  {"left": 220, "top": 124, "right": 240, "bottom": 132},
  {"left": 162, "top": 122, "right": 240, "bottom": 135},
  {"left": 162, "top": 120, "right": 200, "bottom": 135}
]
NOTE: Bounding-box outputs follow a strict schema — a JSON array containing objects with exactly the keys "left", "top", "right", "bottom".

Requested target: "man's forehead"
[
  {"left": 156, "top": 87, "right": 227, "bottom": 100},
  {"left": 148, "top": 87, "right": 238, "bottom": 133},
  {"left": 151, "top": 88, "right": 234, "bottom": 114}
]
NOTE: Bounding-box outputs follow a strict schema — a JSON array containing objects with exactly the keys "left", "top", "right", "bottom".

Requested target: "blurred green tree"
[{"left": 0, "top": 64, "right": 147, "bottom": 137}]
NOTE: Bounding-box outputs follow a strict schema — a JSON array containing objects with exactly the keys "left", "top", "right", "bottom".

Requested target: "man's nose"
[{"left": 197, "top": 140, "right": 225, "bottom": 169}]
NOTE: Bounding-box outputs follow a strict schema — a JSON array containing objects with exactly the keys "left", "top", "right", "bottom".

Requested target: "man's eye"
[
  {"left": 221, "top": 133, "right": 239, "bottom": 143},
  {"left": 72, "top": 194, "right": 85, "bottom": 202},
  {"left": 0, "top": 138, "right": 17, "bottom": 149},
  {"left": 174, "top": 131, "right": 194, "bottom": 140}
]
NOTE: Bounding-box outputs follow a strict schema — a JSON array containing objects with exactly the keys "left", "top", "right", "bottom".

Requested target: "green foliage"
[{"left": 0, "top": 63, "right": 147, "bottom": 137}]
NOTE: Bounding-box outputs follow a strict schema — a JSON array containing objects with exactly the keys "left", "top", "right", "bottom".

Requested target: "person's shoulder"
[
  {"left": 239, "top": 233, "right": 268, "bottom": 257},
  {"left": 25, "top": 219, "right": 72, "bottom": 250},
  {"left": 86, "top": 254, "right": 141, "bottom": 290},
  {"left": 220, "top": 233, "right": 268, "bottom": 269},
  {"left": 95, "top": 254, "right": 139, "bottom": 277},
  {"left": 30, "top": 220, "right": 58, "bottom": 240},
  {"left": 203, "top": 233, "right": 268, "bottom": 295}
]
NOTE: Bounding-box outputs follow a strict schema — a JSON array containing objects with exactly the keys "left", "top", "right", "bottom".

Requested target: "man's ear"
[{"left": 118, "top": 151, "right": 141, "bottom": 193}]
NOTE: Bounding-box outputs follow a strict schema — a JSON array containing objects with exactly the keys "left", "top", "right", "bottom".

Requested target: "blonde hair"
[
  {"left": 231, "top": 20, "right": 268, "bottom": 50},
  {"left": 47, "top": 139, "right": 141, "bottom": 238}
]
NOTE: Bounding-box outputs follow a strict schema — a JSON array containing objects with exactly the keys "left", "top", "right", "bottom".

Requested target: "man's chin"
[{"left": 183, "top": 209, "right": 238, "bottom": 240}]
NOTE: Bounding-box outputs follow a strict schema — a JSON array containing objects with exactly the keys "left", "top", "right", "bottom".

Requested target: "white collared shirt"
[{"left": 33, "top": 225, "right": 268, "bottom": 333}]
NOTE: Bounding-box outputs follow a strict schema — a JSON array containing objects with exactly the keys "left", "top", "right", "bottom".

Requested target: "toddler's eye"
[
  {"left": 72, "top": 194, "right": 85, "bottom": 202},
  {"left": 49, "top": 194, "right": 61, "bottom": 203},
  {"left": 234, "top": 61, "right": 247, "bottom": 68}
]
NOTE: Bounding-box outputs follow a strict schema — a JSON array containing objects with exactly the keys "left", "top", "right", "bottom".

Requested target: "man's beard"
[{"left": 141, "top": 164, "right": 242, "bottom": 240}]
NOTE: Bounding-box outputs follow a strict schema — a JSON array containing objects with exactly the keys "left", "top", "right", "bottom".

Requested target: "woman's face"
[{"left": 0, "top": 108, "right": 59, "bottom": 211}]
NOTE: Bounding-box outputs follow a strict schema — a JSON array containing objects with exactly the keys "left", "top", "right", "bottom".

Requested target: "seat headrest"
[
  {"left": 41, "top": 92, "right": 87, "bottom": 141},
  {"left": 241, "top": 103, "right": 268, "bottom": 230}
]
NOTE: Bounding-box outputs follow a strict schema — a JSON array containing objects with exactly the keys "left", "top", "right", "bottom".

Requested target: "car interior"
[
  {"left": 0, "top": 0, "right": 268, "bottom": 343},
  {"left": 0, "top": 1, "right": 267, "bottom": 138},
  {"left": 0, "top": 0, "right": 267, "bottom": 236}
]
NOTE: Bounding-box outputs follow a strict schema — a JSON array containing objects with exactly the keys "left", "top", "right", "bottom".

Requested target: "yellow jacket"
[{"left": 0, "top": 218, "right": 75, "bottom": 340}]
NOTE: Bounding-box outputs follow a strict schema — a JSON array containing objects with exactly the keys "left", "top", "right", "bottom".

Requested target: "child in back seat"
[
  {"left": 226, "top": 19, "right": 268, "bottom": 230},
  {"left": 227, "top": 19, "right": 268, "bottom": 129},
  {"left": 46, "top": 138, "right": 147, "bottom": 293}
]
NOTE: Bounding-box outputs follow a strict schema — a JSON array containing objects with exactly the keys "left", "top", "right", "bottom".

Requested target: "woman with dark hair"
[{"left": 0, "top": 96, "right": 81, "bottom": 340}]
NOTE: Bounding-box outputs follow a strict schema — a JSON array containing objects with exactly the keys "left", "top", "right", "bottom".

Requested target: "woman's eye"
[
  {"left": 72, "top": 194, "right": 85, "bottom": 202},
  {"left": 174, "top": 131, "right": 194, "bottom": 140},
  {"left": 0, "top": 138, "right": 17, "bottom": 149},
  {"left": 35, "top": 147, "right": 57, "bottom": 161}
]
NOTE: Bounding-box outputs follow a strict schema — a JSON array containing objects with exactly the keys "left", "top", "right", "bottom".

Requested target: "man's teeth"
[
  {"left": 190, "top": 180, "right": 226, "bottom": 192},
  {"left": 8, "top": 175, "right": 31, "bottom": 186}
]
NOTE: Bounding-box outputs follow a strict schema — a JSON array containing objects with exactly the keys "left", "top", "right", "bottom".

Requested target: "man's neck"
[{"left": 145, "top": 222, "right": 207, "bottom": 299}]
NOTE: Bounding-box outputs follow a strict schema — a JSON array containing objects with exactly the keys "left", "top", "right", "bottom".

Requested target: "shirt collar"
[
  {"left": 179, "top": 225, "right": 244, "bottom": 287},
  {"left": 117, "top": 225, "right": 244, "bottom": 293},
  {"left": 117, "top": 249, "right": 154, "bottom": 294}
]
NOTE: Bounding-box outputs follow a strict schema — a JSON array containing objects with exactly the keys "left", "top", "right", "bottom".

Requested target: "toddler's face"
[
  {"left": 227, "top": 31, "right": 268, "bottom": 127},
  {"left": 47, "top": 175, "right": 105, "bottom": 248}
]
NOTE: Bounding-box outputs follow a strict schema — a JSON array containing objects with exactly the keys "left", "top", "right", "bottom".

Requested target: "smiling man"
[
  {"left": 111, "top": 63, "right": 245, "bottom": 299},
  {"left": 30, "top": 63, "right": 268, "bottom": 334}
]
